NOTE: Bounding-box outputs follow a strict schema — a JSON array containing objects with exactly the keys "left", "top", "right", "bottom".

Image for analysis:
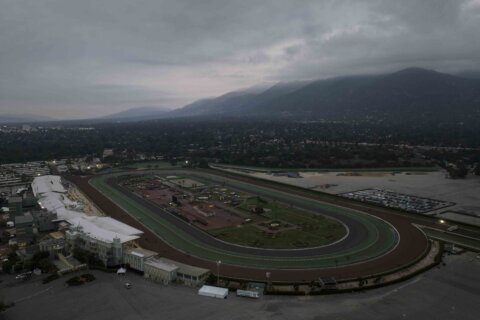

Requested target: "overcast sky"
[{"left": 1, "top": 0, "right": 479, "bottom": 119}]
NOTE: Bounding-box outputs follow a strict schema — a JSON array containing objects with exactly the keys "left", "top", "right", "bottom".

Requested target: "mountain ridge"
[
  {"left": 168, "top": 68, "right": 480, "bottom": 124},
  {"left": 103, "top": 106, "right": 170, "bottom": 121}
]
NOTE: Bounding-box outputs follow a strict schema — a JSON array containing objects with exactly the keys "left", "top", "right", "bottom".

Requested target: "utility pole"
[{"left": 216, "top": 260, "right": 222, "bottom": 286}]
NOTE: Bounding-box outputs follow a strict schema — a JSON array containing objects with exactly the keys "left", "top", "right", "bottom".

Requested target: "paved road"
[{"left": 2, "top": 252, "right": 479, "bottom": 320}]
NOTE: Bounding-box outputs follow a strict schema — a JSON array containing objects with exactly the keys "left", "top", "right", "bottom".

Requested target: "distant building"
[
  {"left": 102, "top": 149, "right": 114, "bottom": 159},
  {"left": 15, "top": 212, "right": 34, "bottom": 245},
  {"left": 8, "top": 196, "right": 23, "bottom": 216}
]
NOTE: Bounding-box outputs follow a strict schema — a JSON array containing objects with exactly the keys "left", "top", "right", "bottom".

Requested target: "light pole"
[
  {"left": 216, "top": 260, "right": 222, "bottom": 286},
  {"left": 266, "top": 271, "right": 271, "bottom": 291}
]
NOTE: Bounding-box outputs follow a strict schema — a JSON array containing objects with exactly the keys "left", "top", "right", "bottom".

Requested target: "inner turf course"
[{"left": 89, "top": 170, "right": 399, "bottom": 269}]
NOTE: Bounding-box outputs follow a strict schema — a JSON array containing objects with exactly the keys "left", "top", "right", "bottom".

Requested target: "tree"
[{"left": 474, "top": 163, "right": 480, "bottom": 176}]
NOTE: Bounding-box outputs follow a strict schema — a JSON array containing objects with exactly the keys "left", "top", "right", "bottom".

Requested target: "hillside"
[
  {"left": 169, "top": 68, "right": 480, "bottom": 124},
  {"left": 103, "top": 106, "right": 170, "bottom": 121},
  {"left": 168, "top": 81, "right": 310, "bottom": 117}
]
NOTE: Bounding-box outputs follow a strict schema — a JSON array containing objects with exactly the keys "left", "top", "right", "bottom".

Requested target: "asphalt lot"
[{"left": 1, "top": 252, "right": 479, "bottom": 320}]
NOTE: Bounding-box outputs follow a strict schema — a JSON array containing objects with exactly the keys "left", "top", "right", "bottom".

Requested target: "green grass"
[
  {"left": 212, "top": 163, "right": 438, "bottom": 173},
  {"left": 209, "top": 224, "right": 345, "bottom": 249},
  {"left": 209, "top": 197, "right": 346, "bottom": 249},
  {"left": 90, "top": 171, "right": 399, "bottom": 269}
]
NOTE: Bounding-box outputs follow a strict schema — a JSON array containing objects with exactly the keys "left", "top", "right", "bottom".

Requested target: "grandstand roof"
[
  {"left": 32, "top": 175, "right": 66, "bottom": 196},
  {"left": 59, "top": 208, "right": 142, "bottom": 244},
  {"left": 34, "top": 175, "right": 143, "bottom": 245}
]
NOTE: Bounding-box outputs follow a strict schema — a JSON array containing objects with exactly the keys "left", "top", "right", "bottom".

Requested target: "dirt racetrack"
[{"left": 67, "top": 172, "right": 429, "bottom": 282}]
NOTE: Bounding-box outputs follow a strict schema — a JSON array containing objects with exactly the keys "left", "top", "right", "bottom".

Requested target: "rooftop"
[
  {"left": 49, "top": 231, "right": 65, "bottom": 240},
  {"left": 64, "top": 210, "right": 143, "bottom": 244},
  {"left": 32, "top": 175, "right": 66, "bottom": 197},
  {"left": 125, "top": 247, "right": 158, "bottom": 258},
  {"left": 34, "top": 175, "right": 143, "bottom": 244},
  {"left": 145, "top": 257, "right": 179, "bottom": 273},
  {"left": 160, "top": 257, "right": 210, "bottom": 277},
  {"left": 15, "top": 212, "right": 33, "bottom": 224}
]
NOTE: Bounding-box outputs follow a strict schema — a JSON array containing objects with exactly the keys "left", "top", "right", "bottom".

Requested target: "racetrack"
[{"left": 67, "top": 169, "right": 429, "bottom": 282}]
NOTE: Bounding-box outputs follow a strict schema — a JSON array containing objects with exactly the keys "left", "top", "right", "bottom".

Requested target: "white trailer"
[
  {"left": 198, "top": 285, "right": 229, "bottom": 299},
  {"left": 236, "top": 289, "right": 260, "bottom": 299}
]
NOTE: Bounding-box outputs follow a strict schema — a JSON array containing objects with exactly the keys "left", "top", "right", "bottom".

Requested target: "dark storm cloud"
[{"left": 0, "top": 0, "right": 479, "bottom": 118}]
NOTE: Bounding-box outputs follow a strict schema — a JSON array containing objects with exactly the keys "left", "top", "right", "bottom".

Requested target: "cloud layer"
[{"left": 1, "top": 0, "right": 479, "bottom": 118}]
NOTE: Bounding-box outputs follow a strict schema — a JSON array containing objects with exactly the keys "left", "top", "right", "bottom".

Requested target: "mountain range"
[
  {"left": 2, "top": 68, "right": 480, "bottom": 125},
  {"left": 102, "top": 106, "right": 170, "bottom": 121},
  {"left": 169, "top": 68, "right": 480, "bottom": 124}
]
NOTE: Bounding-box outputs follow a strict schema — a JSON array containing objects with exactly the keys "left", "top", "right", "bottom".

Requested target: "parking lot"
[
  {"left": 341, "top": 189, "right": 454, "bottom": 213},
  {"left": 1, "top": 252, "right": 479, "bottom": 320}
]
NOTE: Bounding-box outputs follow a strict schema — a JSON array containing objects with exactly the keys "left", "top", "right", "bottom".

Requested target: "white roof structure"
[
  {"left": 125, "top": 248, "right": 158, "bottom": 259},
  {"left": 32, "top": 175, "right": 66, "bottom": 197},
  {"left": 198, "top": 285, "right": 229, "bottom": 299},
  {"left": 61, "top": 209, "right": 142, "bottom": 244},
  {"left": 38, "top": 195, "right": 65, "bottom": 212},
  {"left": 33, "top": 175, "right": 143, "bottom": 244}
]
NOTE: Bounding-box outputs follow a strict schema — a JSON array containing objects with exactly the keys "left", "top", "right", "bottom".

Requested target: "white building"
[
  {"left": 123, "top": 247, "right": 158, "bottom": 271},
  {"left": 143, "top": 257, "right": 210, "bottom": 286},
  {"left": 64, "top": 214, "right": 143, "bottom": 266},
  {"left": 32, "top": 175, "right": 144, "bottom": 267},
  {"left": 144, "top": 258, "right": 179, "bottom": 284}
]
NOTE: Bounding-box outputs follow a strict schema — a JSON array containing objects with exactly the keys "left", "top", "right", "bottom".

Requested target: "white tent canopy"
[{"left": 198, "top": 285, "right": 228, "bottom": 299}]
